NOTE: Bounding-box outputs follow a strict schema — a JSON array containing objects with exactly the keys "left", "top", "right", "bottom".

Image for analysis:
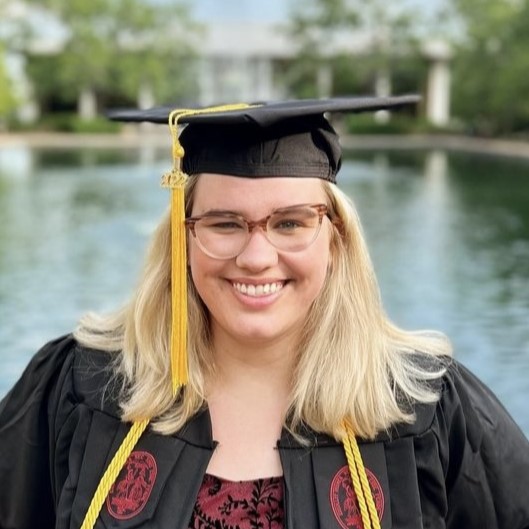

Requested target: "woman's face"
[{"left": 188, "top": 174, "right": 333, "bottom": 348}]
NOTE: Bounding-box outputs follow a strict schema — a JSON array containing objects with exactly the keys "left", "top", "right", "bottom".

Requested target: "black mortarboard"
[
  {"left": 108, "top": 95, "right": 419, "bottom": 184},
  {"left": 108, "top": 95, "right": 419, "bottom": 126}
]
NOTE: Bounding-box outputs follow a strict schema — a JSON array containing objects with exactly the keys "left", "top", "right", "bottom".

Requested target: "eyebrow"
[
  {"left": 197, "top": 203, "right": 316, "bottom": 217},
  {"left": 199, "top": 209, "right": 244, "bottom": 216}
]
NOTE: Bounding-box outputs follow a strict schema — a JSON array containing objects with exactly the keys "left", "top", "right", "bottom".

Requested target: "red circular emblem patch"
[
  {"left": 329, "top": 465, "right": 384, "bottom": 529},
  {"left": 106, "top": 450, "right": 158, "bottom": 520}
]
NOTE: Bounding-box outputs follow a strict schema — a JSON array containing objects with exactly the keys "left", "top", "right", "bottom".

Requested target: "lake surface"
[{"left": 1, "top": 143, "right": 528, "bottom": 435}]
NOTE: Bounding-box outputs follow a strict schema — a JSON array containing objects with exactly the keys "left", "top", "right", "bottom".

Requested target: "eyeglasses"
[{"left": 185, "top": 203, "right": 330, "bottom": 260}]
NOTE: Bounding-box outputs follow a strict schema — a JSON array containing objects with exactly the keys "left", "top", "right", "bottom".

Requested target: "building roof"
[{"left": 195, "top": 22, "right": 373, "bottom": 59}]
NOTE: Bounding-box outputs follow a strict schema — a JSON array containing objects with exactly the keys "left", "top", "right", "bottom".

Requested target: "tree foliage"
[
  {"left": 0, "top": 0, "right": 31, "bottom": 121},
  {"left": 0, "top": 44, "right": 17, "bottom": 121},
  {"left": 450, "top": 0, "right": 529, "bottom": 135},
  {"left": 21, "top": 0, "right": 199, "bottom": 114}
]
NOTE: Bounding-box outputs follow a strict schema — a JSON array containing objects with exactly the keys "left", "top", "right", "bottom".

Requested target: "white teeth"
[{"left": 233, "top": 282, "right": 284, "bottom": 297}]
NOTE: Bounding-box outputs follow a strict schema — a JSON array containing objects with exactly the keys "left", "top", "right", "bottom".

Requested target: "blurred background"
[
  {"left": 4, "top": 0, "right": 529, "bottom": 134},
  {"left": 0, "top": 0, "right": 528, "bottom": 435}
]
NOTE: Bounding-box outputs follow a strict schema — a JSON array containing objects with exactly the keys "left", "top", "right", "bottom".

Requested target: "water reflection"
[
  {"left": 1, "top": 145, "right": 528, "bottom": 435},
  {"left": 340, "top": 149, "right": 529, "bottom": 435}
]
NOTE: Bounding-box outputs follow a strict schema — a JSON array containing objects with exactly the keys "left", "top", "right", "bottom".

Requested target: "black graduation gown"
[{"left": 1, "top": 334, "right": 529, "bottom": 529}]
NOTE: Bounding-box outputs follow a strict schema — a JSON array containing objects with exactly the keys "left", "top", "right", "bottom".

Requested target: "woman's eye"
[
  {"left": 274, "top": 219, "right": 303, "bottom": 230},
  {"left": 206, "top": 219, "right": 245, "bottom": 230}
]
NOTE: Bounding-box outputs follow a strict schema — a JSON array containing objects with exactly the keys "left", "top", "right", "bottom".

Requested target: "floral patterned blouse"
[{"left": 189, "top": 473, "right": 285, "bottom": 529}]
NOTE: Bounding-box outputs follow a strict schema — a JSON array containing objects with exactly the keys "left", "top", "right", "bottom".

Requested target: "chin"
[
  {"left": 231, "top": 325, "right": 287, "bottom": 343},
  {"left": 220, "top": 316, "right": 301, "bottom": 345},
  {"left": 232, "top": 320, "right": 301, "bottom": 346}
]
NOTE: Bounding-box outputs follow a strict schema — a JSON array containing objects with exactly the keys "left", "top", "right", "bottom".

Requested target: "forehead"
[{"left": 191, "top": 174, "right": 327, "bottom": 215}]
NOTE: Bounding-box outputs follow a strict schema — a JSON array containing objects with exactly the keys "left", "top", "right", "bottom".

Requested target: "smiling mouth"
[{"left": 232, "top": 281, "right": 285, "bottom": 297}]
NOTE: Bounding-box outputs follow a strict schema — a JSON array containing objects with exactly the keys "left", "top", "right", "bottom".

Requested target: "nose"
[{"left": 235, "top": 227, "right": 279, "bottom": 271}]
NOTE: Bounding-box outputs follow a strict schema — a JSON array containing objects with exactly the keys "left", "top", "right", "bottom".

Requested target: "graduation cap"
[
  {"left": 109, "top": 95, "right": 419, "bottom": 183},
  {"left": 108, "top": 95, "right": 420, "bottom": 396}
]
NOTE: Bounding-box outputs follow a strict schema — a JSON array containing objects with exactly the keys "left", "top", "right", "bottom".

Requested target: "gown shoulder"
[{"left": 0, "top": 334, "right": 119, "bottom": 529}]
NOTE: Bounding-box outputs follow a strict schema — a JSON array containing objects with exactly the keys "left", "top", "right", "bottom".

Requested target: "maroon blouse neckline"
[{"left": 189, "top": 472, "right": 285, "bottom": 528}]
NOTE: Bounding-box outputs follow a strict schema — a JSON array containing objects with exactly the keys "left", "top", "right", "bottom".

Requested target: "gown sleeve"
[
  {"left": 440, "top": 362, "right": 529, "bottom": 529},
  {"left": 0, "top": 335, "right": 77, "bottom": 529}
]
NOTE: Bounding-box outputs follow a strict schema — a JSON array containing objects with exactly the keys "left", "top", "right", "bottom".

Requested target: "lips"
[{"left": 232, "top": 281, "right": 285, "bottom": 297}]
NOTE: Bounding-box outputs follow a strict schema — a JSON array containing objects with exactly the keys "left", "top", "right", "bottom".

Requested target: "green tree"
[
  {"left": 0, "top": 44, "right": 17, "bottom": 123},
  {"left": 449, "top": 0, "right": 529, "bottom": 135},
  {"left": 23, "top": 0, "right": 198, "bottom": 118}
]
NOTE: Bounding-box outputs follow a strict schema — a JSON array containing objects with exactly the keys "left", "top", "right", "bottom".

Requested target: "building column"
[
  {"left": 374, "top": 68, "right": 391, "bottom": 123},
  {"left": 317, "top": 63, "right": 333, "bottom": 98},
  {"left": 423, "top": 40, "right": 452, "bottom": 127},
  {"left": 137, "top": 82, "right": 155, "bottom": 109},
  {"left": 255, "top": 57, "right": 274, "bottom": 101},
  {"left": 237, "top": 56, "right": 252, "bottom": 102},
  {"left": 78, "top": 87, "right": 97, "bottom": 120},
  {"left": 198, "top": 57, "right": 215, "bottom": 105}
]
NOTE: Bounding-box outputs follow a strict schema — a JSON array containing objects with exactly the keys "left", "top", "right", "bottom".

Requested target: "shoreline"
[
  {"left": 342, "top": 134, "right": 529, "bottom": 160},
  {"left": 2, "top": 131, "right": 529, "bottom": 160},
  {"left": 0, "top": 130, "right": 169, "bottom": 149}
]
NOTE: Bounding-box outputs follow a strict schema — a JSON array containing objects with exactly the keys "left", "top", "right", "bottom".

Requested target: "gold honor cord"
[
  {"left": 342, "top": 420, "right": 381, "bottom": 529},
  {"left": 161, "top": 102, "right": 262, "bottom": 396},
  {"left": 79, "top": 418, "right": 150, "bottom": 529}
]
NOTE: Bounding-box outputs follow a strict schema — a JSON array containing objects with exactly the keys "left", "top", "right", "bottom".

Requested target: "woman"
[{"left": 1, "top": 97, "right": 528, "bottom": 529}]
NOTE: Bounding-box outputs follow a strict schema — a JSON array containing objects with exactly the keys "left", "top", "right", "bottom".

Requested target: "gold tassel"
[
  {"left": 161, "top": 110, "right": 189, "bottom": 395},
  {"left": 171, "top": 184, "right": 188, "bottom": 392}
]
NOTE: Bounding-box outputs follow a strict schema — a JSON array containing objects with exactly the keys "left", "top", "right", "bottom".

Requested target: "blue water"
[{"left": 1, "top": 145, "right": 528, "bottom": 435}]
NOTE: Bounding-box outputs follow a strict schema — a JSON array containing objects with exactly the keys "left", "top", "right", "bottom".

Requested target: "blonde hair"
[{"left": 75, "top": 175, "right": 451, "bottom": 440}]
